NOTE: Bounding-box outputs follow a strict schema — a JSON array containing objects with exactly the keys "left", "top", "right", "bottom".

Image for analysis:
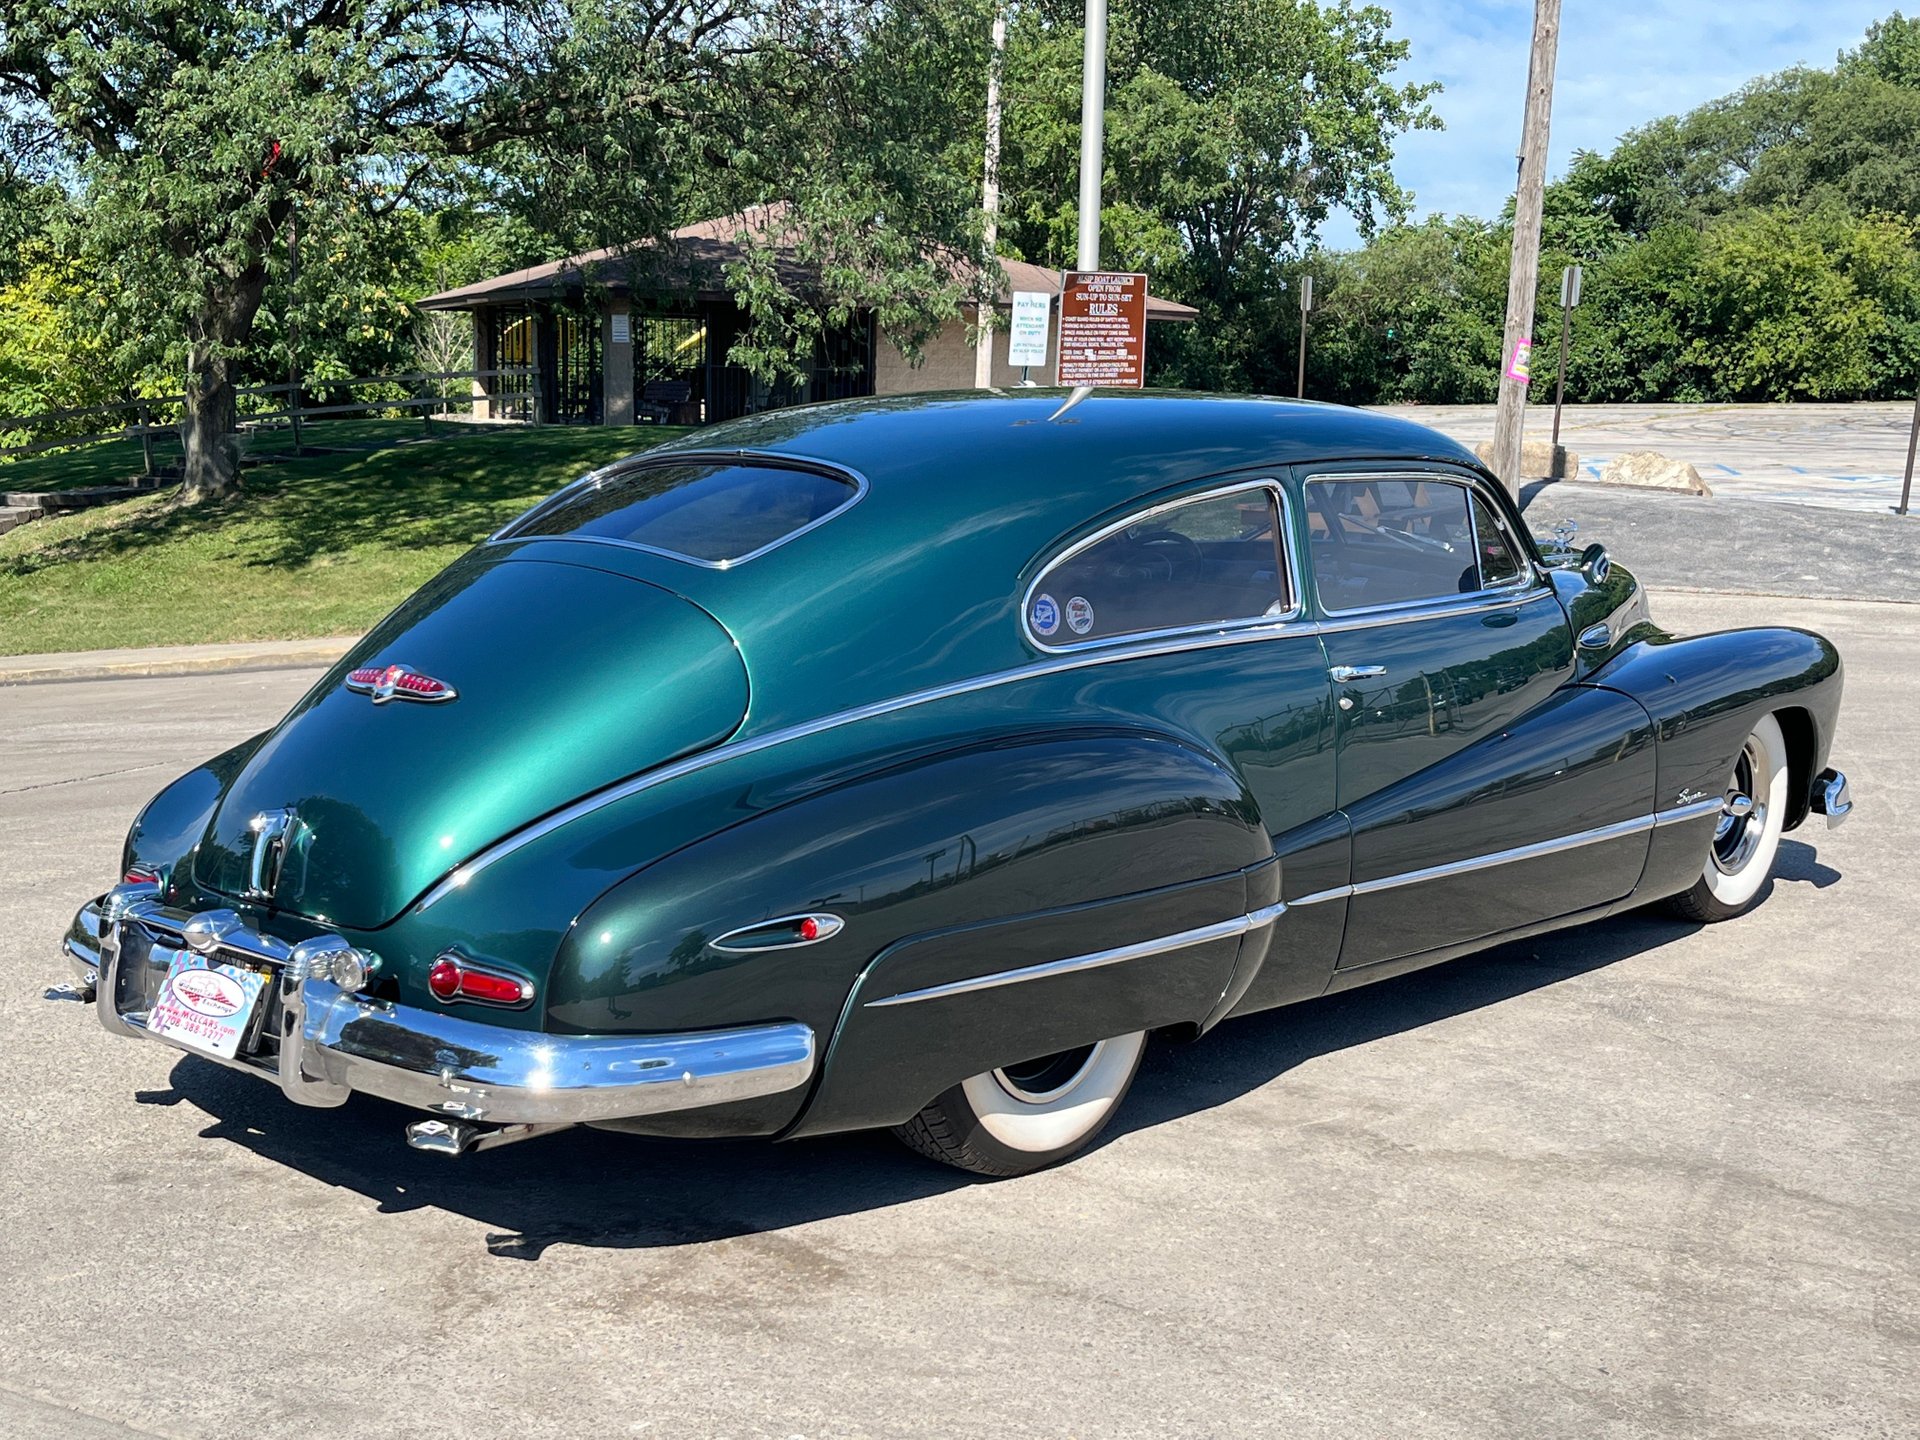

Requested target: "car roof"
[
  {"left": 552, "top": 392, "right": 1492, "bottom": 734},
  {"left": 646, "top": 390, "right": 1483, "bottom": 510}
]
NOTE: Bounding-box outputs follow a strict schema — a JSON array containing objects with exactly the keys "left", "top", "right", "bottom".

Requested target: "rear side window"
[
  {"left": 502, "top": 460, "right": 859, "bottom": 565},
  {"left": 1306, "top": 477, "right": 1481, "bottom": 611},
  {"left": 1027, "top": 486, "right": 1291, "bottom": 648}
]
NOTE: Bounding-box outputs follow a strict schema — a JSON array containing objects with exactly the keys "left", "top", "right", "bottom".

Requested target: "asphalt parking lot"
[{"left": 1, "top": 589, "right": 1914, "bottom": 1440}]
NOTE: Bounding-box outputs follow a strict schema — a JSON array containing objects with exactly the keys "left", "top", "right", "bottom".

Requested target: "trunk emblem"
[{"left": 345, "top": 662, "right": 457, "bottom": 705}]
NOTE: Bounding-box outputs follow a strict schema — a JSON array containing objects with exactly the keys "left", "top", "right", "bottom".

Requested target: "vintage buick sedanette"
[{"left": 60, "top": 392, "right": 1853, "bottom": 1175}]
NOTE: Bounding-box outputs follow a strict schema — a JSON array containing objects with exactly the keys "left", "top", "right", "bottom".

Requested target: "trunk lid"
[{"left": 193, "top": 548, "right": 748, "bottom": 929}]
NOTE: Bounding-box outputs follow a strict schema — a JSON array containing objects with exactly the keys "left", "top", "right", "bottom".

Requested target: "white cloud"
[{"left": 1319, "top": 0, "right": 1894, "bottom": 247}]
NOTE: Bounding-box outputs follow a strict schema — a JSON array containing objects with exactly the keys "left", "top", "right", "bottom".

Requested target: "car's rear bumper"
[{"left": 66, "top": 886, "right": 816, "bottom": 1126}]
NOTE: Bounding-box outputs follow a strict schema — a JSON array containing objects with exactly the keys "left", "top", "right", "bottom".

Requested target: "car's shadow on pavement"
[{"left": 153, "top": 857, "right": 1837, "bottom": 1260}]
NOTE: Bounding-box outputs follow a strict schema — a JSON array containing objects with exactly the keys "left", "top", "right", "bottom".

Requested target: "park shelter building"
[{"left": 417, "top": 205, "right": 1198, "bottom": 427}]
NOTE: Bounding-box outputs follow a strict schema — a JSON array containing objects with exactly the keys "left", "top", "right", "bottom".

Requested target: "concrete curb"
[{"left": 0, "top": 636, "right": 357, "bottom": 685}]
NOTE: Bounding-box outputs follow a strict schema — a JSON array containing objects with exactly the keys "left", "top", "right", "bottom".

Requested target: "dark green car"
[{"left": 63, "top": 392, "right": 1853, "bottom": 1175}]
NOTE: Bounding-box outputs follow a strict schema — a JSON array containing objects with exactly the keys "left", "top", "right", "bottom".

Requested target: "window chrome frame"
[
  {"left": 1301, "top": 468, "right": 1542, "bottom": 620},
  {"left": 1018, "top": 478, "right": 1306, "bottom": 656},
  {"left": 489, "top": 449, "right": 870, "bottom": 571}
]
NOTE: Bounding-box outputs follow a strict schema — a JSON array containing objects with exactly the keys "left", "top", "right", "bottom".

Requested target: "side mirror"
[{"left": 1580, "top": 542, "right": 1611, "bottom": 586}]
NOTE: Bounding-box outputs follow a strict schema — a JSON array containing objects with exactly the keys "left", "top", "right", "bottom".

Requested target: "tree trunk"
[
  {"left": 177, "top": 273, "right": 270, "bottom": 504},
  {"left": 179, "top": 342, "right": 241, "bottom": 501}
]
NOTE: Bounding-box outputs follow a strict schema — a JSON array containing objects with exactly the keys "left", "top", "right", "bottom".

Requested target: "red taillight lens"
[
  {"left": 797, "top": 916, "right": 822, "bottom": 942},
  {"left": 122, "top": 865, "right": 160, "bottom": 886},
  {"left": 427, "top": 955, "right": 532, "bottom": 1007}
]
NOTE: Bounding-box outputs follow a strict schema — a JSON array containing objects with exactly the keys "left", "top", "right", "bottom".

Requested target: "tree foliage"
[{"left": 1300, "top": 11, "right": 1920, "bottom": 405}]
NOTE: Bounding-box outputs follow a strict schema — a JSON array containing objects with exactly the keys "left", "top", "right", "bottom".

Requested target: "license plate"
[{"left": 146, "top": 953, "right": 270, "bottom": 1061}]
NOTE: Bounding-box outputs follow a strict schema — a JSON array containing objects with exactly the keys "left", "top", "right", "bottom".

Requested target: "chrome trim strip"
[
  {"left": 1350, "top": 815, "right": 1653, "bottom": 896},
  {"left": 490, "top": 449, "right": 870, "bottom": 571},
  {"left": 1314, "top": 586, "right": 1551, "bottom": 635},
  {"left": 863, "top": 900, "right": 1287, "bottom": 1009},
  {"left": 1653, "top": 797, "right": 1725, "bottom": 827},
  {"left": 1289, "top": 885, "right": 1351, "bottom": 908},
  {"left": 1019, "top": 479, "right": 1305, "bottom": 655}
]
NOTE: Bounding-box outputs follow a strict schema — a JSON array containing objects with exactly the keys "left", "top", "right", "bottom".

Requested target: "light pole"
[
  {"left": 1296, "top": 273, "right": 1315, "bottom": 399},
  {"left": 1076, "top": 0, "right": 1107, "bottom": 274}
]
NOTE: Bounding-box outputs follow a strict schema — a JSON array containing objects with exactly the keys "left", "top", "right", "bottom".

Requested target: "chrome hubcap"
[
  {"left": 993, "top": 1041, "right": 1105, "bottom": 1104},
  {"left": 1712, "top": 741, "right": 1768, "bottom": 875}
]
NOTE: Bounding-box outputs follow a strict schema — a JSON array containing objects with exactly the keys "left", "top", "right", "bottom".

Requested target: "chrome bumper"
[
  {"left": 1812, "top": 768, "right": 1853, "bottom": 829},
  {"left": 65, "top": 888, "right": 816, "bottom": 1126}
]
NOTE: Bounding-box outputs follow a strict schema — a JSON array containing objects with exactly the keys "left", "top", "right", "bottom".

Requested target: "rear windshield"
[{"left": 502, "top": 460, "right": 859, "bottom": 564}]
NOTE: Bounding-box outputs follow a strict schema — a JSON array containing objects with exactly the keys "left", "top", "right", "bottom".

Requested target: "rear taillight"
[
  {"left": 123, "top": 864, "right": 160, "bottom": 886},
  {"left": 427, "top": 954, "right": 534, "bottom": 1007}
]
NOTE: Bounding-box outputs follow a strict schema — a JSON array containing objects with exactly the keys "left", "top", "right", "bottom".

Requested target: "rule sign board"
[
  {"left": 1007, "top": 291, "right": 1052, "bottom": 369},
  {"left": 1056, "top": 271, "right": 1149, "bottom": 388}
]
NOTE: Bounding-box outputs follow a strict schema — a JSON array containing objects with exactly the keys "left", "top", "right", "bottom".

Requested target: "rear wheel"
[
  {"left": 1667, "top": 713, "right": 1789, "bottom": 923},
  {"left": 892, "top": 1031, "right": 1147, "bottom": 1177}
]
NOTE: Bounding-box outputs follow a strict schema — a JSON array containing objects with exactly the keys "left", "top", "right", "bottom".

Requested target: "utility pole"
[
  {"left": 1076, "top": 0, "right": 1108, "bottom": 274},
  {"left": 974, "top": 6, "right": 1008, "bottom": 390},
  {"left": 1551, "top": 262, "right": 1581, "bottom": 448},
  {"left": 1489, "top": 0, "right": 1561, "bottom": 495},
  {"left": 1296, "top": 273, "right": 1315, "bottom": 399}
]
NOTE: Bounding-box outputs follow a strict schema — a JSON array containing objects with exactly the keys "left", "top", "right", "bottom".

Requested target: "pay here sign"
[{"left": 1056, "top": 271, "right": 1148, "bottom": 387}]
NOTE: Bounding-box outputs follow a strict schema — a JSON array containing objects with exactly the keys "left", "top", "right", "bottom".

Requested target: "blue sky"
[{"left": 1320, "top": 1, "right": 1897, "bottom": 247}]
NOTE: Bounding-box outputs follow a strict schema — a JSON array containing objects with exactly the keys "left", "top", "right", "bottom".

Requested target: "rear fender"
[
  {"left": 1582, "top": 626, "right": 1842, "bottom": 830},
  {"left": 551, "top": 729, "right": 1274, "bottom": 1133}
]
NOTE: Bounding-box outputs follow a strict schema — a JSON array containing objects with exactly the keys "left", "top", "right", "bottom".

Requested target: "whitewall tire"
[
  {"left": 1668, "top": 712, "right": 1790, "bottom": 922},
  {"left": 892, "top": 1031, "right": 1148, "bottom": 1176}
]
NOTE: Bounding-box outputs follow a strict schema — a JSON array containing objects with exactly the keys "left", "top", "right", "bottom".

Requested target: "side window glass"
[
  {"left": 1472, "top": 496, "right": 1525, "bottom": 587},
  {"left": 1028, "top": 487, "right": 1289, "bottom": 647},
  {"left": 1306, "top": 478, "right": 1478, "bottom": 611}
]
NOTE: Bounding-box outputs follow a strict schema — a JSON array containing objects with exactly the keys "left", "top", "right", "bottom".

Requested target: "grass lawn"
[
  {"left": 0, "top": 424, "right": 693, "bottom": 656},
  {"left": 1, "top": 416, "right": 461, "bottom": 494}
]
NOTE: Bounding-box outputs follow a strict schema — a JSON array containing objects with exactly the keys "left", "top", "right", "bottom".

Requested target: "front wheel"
[
  {"left": 892, "top": 1031, "right": 1147, "bottom": 1176},
  {"left": 1667, "top": 712, "right": 1790, "bottom": 923}
]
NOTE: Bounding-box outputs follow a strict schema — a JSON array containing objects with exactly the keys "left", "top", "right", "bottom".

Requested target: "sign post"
[
  {"left": 1296, "top": 274, "right": 1315, "bottom": 399},
  {"left": 1900, "top": 387, "right": 1918, "bottom": 517},
  {"left": 1056, "top": 271, "right": 1148, "bottom": 388},
  {"left": 1007, "top": 291, "right": 1052, "bottom": 385},
  {"left": 1551, "top": 263, "right": 1582, "bottom": 448}
]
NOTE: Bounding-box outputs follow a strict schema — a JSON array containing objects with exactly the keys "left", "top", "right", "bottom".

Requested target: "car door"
[
  {"left": 1298, "top": 468, "right": 1657, "bottom": 973},
  {"left": 1021, "top": 477, "right": 1347, "bottom": 1013}
]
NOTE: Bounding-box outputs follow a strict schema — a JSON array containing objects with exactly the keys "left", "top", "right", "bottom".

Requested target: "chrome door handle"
[
  {"left": 1329, "top": 664, "right": 1387, "bottom": 682},
  {"left": 1578, "top": 622, "right": 1613, "bottom": 650}
]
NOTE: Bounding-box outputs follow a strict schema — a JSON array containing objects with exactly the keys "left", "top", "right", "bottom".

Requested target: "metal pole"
[
  {"left": 1489, "top": 0, "right": 1561, "bottom": 495},
  {"left": 975, "top": 7, "right": 1008, "bottom": 389},
  {"left": 1076, "top": 0, "right": 1108, "bottom": 274},
  {"left": 1551, "top": 292, "right": 1571, "bottom": 448},
  {"left": 1296, "top": 274, "right": 1313, "bottom": 399},
  {"left": 1899, "top": 387, "right": 1919, "bottom": 516}
]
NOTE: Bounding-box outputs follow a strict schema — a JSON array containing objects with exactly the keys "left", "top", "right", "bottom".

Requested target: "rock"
[
  {"left": 1596, "top": 450, "right": 1712, "bottom": 496},
  {"left": 1471, "top": 440, "right": 1581, "bottom": 481}
]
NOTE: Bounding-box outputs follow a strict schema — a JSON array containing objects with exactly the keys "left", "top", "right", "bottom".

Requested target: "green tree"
[
  {"left": 988, "top": 0, "right": 1439, "bottom": 390},
  {"left": 0, "top": 0, "right": 993, "bottom": 502}
]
